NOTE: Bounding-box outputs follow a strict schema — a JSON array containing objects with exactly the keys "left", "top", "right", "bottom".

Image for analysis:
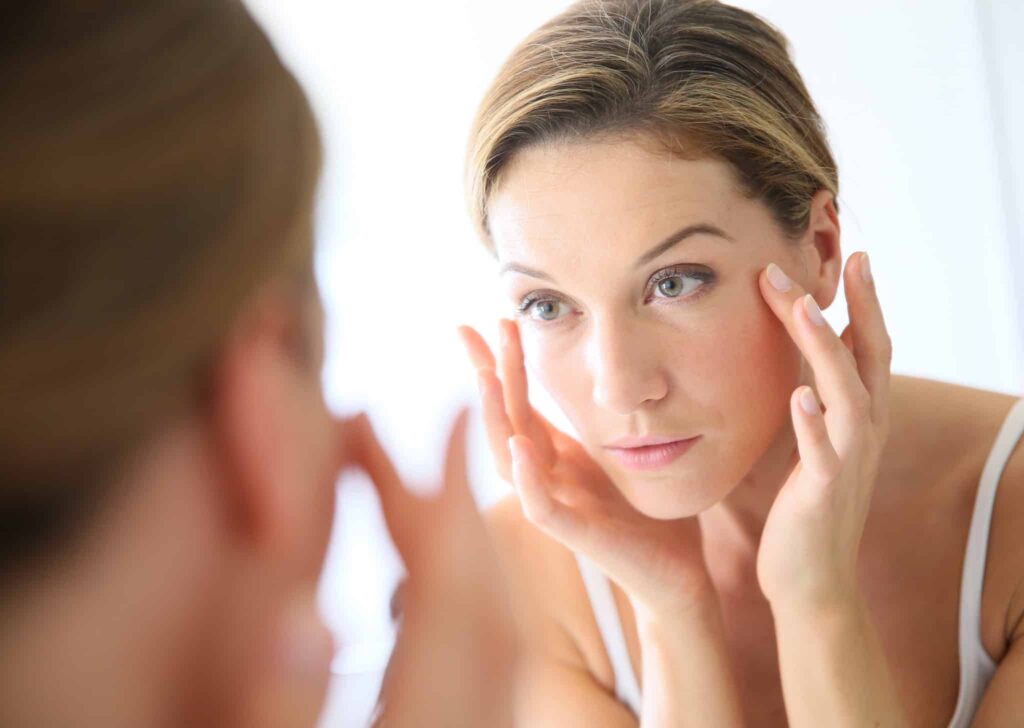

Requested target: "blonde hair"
[
  {"left": 0, "top": 1, "right": 321, "bottom": 574},
  {"left": 467, "top": 0, "right": 838, "bottom": 247}
]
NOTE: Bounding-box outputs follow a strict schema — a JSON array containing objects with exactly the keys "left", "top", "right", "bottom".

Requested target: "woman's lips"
[{"left": 604, "top": 436, "right": 701, "bottom": 471}]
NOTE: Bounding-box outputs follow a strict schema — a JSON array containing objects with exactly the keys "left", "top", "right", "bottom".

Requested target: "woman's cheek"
[
  {"left": 719, "top": 300, "right": 803, "bottom": 447},
  {"left": 522, "top": 326, "right": 592, "bottom": 421}
]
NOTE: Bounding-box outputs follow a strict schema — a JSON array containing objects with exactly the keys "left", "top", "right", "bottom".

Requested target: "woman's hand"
[
  {"left": 458, "top": 321, "right": 714, "bottom": 618},
  {"left": 348, "top": 410, "right": 520, "bottom": 728},
  {"left": 755, "top": 252, "right": 892, "bottom": 613},
  {"left": 460, "top": 323, "right": 749, "bottom": 727}
]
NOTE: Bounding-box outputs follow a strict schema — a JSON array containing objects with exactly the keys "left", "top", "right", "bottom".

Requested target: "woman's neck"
[{"left": 698, "top": 417, "right": 800, "bottom": 597}]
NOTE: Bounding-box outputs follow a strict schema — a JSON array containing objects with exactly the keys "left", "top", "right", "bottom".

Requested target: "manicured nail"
[
  {"left": 766, "top": 263, "right": 793, "bottom": 292},
  {"left": 799, "top": 387, "right": 820, "bottom": 415},
  {"left": 804, "top": 294, "right": 826, "bottom": 327},
  {"left": 860, "top": 252, "right": 873, "bottom": 284}
]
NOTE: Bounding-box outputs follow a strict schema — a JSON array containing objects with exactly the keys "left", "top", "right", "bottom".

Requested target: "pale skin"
[{"left": 459, "top": 138, "right": 1024, "bottom": 727}]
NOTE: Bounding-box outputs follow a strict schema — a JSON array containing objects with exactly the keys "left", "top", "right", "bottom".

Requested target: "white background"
[{"left": 245, "top": 2, "right": 1023, "bottom": 725}]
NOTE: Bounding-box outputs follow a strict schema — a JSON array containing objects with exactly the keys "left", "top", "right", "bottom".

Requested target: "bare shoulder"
[
  {"left": 878, "top": 376, "right": 1018, "bottom": 502},
  {"left": 883, "top": 376, "right": 1017, "bottom": 477},
  {"left": 885, "top": 375, "right": 1024, "bottom": 660},
  {"left": 485, "top": 494, "right": 618, "bottom": 688}
]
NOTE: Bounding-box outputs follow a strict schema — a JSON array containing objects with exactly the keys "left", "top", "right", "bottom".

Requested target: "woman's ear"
[
  {"left": 800, "top": 189, "right": 842, "bottom": 309},
  {"left": 208, "top": 288, "right": 308, "bottom": 558}
]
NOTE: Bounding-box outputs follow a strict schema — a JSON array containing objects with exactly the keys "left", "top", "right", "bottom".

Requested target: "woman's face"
[{"left": 489, "top": 138, "right": 816, "bottom": 519}]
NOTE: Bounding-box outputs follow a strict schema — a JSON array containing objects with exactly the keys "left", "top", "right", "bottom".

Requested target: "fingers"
[
  {"left": 842, "top": 252, "right": 892, "bottom": 427},
  {"left": 457, "top": 325, "right": 497, "bottom": 371},
  {"left": 759, "top": 262, "right": 873, "bottom": 452},
  {"left": 477, "top": 368, "right": 514, "bottom": 480},
  {"left": 461, "top": 320, "right": 556, "bottom": 471},
  {"left": 499, "top": 319, "right": 532, "bottom": 434},
  {"left": 458, "top": 325, "right": 516, "bottom": 479},
  {"left": 499, "top": 319, "right": 558, "bottom": 467},
  {"left": 789, "top": 386, "right": 841, "bottom": 490},
  {"left": 351, "top": 409, "right": 484, "bottom": 567},
  {"left": 347, "top": 414, "right": 419, "bottom": 561},
  {"left": 440, "top": 407, "right": 474, "bottom": 508},
  {"left": 509, "top": 435, "right": 584, "bottom": 546}
]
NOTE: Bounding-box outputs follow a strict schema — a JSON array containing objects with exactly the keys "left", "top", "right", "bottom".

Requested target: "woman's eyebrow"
[
  {"left": 498, "top": 262, "right": 556, "bottom": 283},
  {"left": 634, "top": 223, "right": 734, "bottom": 269},
  {"left": 498, "top": 223, "right": 733, "bottom": 282}
]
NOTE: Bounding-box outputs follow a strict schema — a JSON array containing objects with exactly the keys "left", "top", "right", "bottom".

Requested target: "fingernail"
[
  {"left": 766, "top": 263, "right": 793, "bottom": 292},
  {"left": 804, "top": 294, "right": 827, "bottom": 327},
  {"left": 860, "top": 252, "right": 873, "bottom": 284},
  {"left": 799, "top": 387, "right": 820, "bottom": 415},
  {"left": 476, "top": 371, "right": 488, "bottom": 397}
]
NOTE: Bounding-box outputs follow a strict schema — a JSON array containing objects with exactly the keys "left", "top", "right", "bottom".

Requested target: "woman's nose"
[{"left": 587, "top": 320, "right": 669, "bottom": 415}]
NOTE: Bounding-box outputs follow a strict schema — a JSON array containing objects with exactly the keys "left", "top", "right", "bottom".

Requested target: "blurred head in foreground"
[{"left": 0, "top": 2, "right": 337, "bottom": 725}]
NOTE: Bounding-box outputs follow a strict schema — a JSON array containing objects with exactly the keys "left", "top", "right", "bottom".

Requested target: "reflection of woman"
[
  {"left": 0, "top": 2, "right": 515, "bottom": 727},
  {"left": 460, "top": 1, "right": 1024, "bottom": 725}
]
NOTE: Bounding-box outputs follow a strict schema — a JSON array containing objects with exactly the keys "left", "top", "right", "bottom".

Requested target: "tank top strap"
[
  {"left": 948, "top": 397, "right": 1024, "bottom": 727},
  {"left": 575, "top": 553, "right": 642, "bottom": 716}
]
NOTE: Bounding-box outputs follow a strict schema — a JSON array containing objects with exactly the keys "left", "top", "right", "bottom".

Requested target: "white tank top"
[{"left": 576, "top": 397, "right": 1024, "bottom": 724}]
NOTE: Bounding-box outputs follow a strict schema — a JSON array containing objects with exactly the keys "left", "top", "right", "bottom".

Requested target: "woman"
[
  {"left": 0, "top": 2, "right": 515, "bottom": 726},
  {"left": 459, "top": 1, "right": 1024, "bottom": 725}
]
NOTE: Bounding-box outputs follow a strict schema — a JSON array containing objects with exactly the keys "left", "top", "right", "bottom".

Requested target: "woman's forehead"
[{"left": 489, "top": 141, "right": 758, "bottom": 264}]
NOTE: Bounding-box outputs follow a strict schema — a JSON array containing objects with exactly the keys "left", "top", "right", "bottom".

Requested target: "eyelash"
[{"left": 516, "top": 265, "right": 716, "bottom": 323}]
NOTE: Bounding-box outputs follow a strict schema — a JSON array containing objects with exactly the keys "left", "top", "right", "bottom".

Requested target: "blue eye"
[
  {"left": 649, "top": 267, "right": 713, "bottom": 301},
  {"left": 524, "top": 298, "right": 567, "bottom": 321},
  {"left": 517, "top": 290, "right": 572, "bottom": 323},
  {"left": 657, "top": 275, "right": 686, "bottom": 297}
]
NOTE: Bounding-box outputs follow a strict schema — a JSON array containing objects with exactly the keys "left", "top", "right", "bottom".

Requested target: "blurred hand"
[{"left": 349, "top": 409, "right": 520, "bottom": 728}]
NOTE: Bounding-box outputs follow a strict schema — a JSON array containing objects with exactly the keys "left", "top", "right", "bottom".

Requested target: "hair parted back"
[
  {"left": 0, "top": 0, "right": 321, "bottom": 578},
  {"left": 467, "top": 0, "right": 838, "bottom": 248}
]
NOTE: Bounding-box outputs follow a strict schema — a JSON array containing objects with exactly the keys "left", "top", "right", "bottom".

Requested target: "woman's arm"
[
  {"left": 636, "top": 593, "right": 746, "bottom": 727},
  {"left": 771, "top": 596, "right": 909, "bottom": 728},
  {"left": 488, "top": 495, "right": 745, "bottom": 728}
]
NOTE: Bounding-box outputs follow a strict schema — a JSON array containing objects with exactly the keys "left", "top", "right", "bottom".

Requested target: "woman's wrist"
[
  {"left": 770, "top": 588, "right": 911, "bottom": 728},
  {"left": 634, "top": 584, "right": 747, "bottom": 727},
  {"left": 627, "top": 564, "right": 721, "bottom": 626},
  {"left": 632, "top": 578, "right": 723, "bottom": 636},
  {"left": 767, "top": 580, "right": 864, "bottom": 625}
]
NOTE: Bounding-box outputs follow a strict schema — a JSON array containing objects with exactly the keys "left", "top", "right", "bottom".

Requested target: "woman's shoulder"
[
  {"left": 886, "top": 375, "right": 1024, "bottom": 661},
  {"left": 883, "top": 375, "right": 1019, "bottom": 488},
  {"left": 887, "top": 374, "right": 1018, "bottom": 438}
]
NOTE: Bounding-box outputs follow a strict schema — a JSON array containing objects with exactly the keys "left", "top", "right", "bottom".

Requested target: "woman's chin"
[{"left": 614, "top": 469, "right": 728, "bottom": 520}]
